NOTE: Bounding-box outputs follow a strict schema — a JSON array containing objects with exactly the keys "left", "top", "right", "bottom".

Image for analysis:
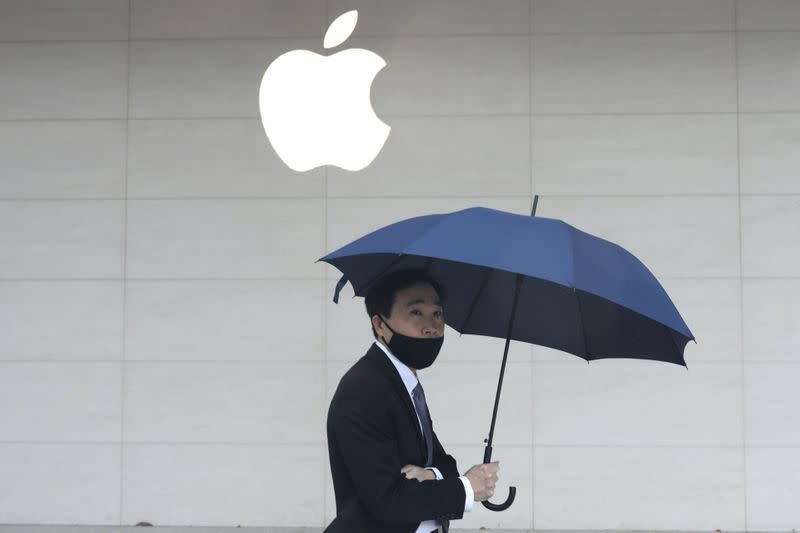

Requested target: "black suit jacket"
[{"left": 324, "top": 342, "right": 466, "bottom": 532}]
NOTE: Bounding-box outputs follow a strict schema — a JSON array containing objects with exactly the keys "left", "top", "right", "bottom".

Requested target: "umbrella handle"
[
  {"left": 480, "top": 443, "right": 516, "bottom": 511},
  {"left": 481, "top": 486, "right": 516, "bottom": 512}
]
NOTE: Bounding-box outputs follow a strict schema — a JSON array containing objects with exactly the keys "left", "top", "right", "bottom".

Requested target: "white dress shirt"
[{"left": 374, "top": 339, "right": 474, "bottom": 532}]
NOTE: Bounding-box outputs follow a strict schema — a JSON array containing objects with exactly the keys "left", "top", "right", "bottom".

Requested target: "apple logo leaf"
[{"left": 324, "top": 10, "right": 358, "bottom": 49}]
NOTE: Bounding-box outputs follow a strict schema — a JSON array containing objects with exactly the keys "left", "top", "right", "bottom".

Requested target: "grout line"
[
  {"left": 0, "top": 196, "right": 326, "bottom": 200},
  {"left": 0, "top": 111, "right": 780, "bottom": 121},
  {"left": 4, "top": 358, "right": 795, "bottom": 364},
  {"left": 529, "top": 1, "right": 536, "bottom": 526},
  {"left": 734, "top": 3, "right": 750, "bottom": 530},
  {"left": 322, "top": 1, "right": 330, "bottom": 525},
  {"left": 119, "top": 0, "right": 132, "bottom": 525},
  {"left": 2, "top": 193, "right": 799, "bottom": 202},
  {"left": 0, "top": 277, "right": 329, "bottom": 281},
  {"left": 0, "top": 358, "right": 800, "bottom": 362},
  {"left": 9, "top": 110, "right": 800, "bottom": 121},
  {"left": 1, "top": 440, "right": 794, "bottom": 449},
  {"left": 321, "top": 219, "right": 328, "bottom": 512},
  {"left": 0, "top": 359, "right": 329, "bottom": 364},
  {"left": 320, "top": 5, "right": 329, "bottom": 526},
  {"left": 0, "top": 115, "right": 121, "bottom": 121},
  {"left": 0, "top": 441, "right": 328, "bottom": 446},
  {"left": 0, "top": 39, "right": 130, "bottom": 43},
  {"left": 1, "top": 276, "right": 798, "bottom": 283},
  {"left": 11, "top": 28, "right": 800, "bottom": 44},
  {"left": 0, "top": 112, "right": 757, "bottom": 121},
  {"left": 527, "top": 359, "right": 762, "bottom": 365},
  {"left": 7, "top": 110, "right": 800, "bottom": 120}
]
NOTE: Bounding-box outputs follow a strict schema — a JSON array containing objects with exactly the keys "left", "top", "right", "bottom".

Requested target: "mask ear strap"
[
  {"left": 380, "top": 315, "right": 396, "bottom": 334},
  {"left": 377, "top": 315, "right": 394, "bottom": 346}
]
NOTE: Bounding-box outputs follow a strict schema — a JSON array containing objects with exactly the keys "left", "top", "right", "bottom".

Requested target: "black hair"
[{"left": 364, "top": 268, "right": 445, "bottom": 339}]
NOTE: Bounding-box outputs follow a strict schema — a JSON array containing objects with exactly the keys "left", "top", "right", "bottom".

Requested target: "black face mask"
[{"left": 379, "top": 316, "right": 444, "bottom": 370}]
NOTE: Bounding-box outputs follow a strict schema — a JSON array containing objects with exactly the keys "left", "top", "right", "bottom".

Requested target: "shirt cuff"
[
  {"left": 459, "top": 475, "right": 474, "bottom": 513},
  {"left": 425, "top": 467, "right": 443, "bottom": 480}
]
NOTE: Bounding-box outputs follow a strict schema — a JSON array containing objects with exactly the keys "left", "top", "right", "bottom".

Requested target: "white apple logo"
[{"left": 258, "top": 10, "right": 390, "bottom": 172}]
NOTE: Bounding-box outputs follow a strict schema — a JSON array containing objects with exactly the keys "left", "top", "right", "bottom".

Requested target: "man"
[{"left": 325, "top": 268, "right": 500, "bottom": 533}]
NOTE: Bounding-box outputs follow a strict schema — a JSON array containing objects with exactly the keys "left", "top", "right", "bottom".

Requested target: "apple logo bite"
[{"left": 258, "top": 10, "right": 391, "bottom": 172}]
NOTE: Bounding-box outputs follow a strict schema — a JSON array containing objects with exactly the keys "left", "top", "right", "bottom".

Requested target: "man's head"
[{"left": 365, "top": 268, "right": 446, "bottom": 347}]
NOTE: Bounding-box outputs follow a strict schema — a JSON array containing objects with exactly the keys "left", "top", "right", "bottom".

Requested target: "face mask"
[{"left": 379, "top": 315, "right": 444, "bottom": 370}]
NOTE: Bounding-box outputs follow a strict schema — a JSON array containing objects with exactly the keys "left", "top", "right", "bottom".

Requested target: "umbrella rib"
[
  {"left": 574, "top": 288, "right": 590, "bottom": 360},
  {"left": 422, "top": 256, "right": 433, "bottom": 273},
  {"left": 668, "top": 327, "right": 689, "bottom": 368},
  {"left": 356, "top": 253, "right": 409, "bottom": 296},
  {"left": 456, "top": 215, "right": 528, "bottom": 334},
  {"left": 457, "top": 266, "right": 493, "bottom": 333},
  {"left": 353, "top": 213, "right": 456, "bottom": 296},
  {"left": 569, "top": 226, "right": 590, "bottom": 360}
]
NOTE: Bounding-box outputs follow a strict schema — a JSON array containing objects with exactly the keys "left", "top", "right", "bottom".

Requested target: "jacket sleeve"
[{"left": 330, "top": 390, "right": 466, "bottom": 524}]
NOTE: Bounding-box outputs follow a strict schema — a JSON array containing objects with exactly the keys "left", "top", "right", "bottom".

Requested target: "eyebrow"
[{"left": 406, "top": 298, "right": 442, "bottom": 307}]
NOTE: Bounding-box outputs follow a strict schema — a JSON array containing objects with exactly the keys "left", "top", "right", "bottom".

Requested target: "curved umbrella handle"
[
  {"left": 481, "top": 486, "right": 516, "bottom": 511},
  {"left": 480, "top": 442, "right": 516, "bottom": 511}
]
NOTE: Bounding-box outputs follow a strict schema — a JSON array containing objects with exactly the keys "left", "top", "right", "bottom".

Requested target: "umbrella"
[{"left": 319, "top": 195, "right": 695, "bottom": 512}]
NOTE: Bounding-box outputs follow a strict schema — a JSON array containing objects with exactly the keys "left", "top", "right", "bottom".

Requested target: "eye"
[
  {"left": 434, "top": 310, "right": 443, "bottom": 318},
  {"left": 411, "top": 309, "right": 422, "bottom": 315}
]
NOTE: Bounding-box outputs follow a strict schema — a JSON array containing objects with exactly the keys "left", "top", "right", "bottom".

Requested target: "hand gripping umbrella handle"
[{"left": 480, "top": 443, "right": 516, "bottom": 511}]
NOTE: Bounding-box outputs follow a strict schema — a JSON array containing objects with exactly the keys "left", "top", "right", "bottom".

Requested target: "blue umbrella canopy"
[{"left": 320, "top": 205, "right": 694, "bottom": 366}]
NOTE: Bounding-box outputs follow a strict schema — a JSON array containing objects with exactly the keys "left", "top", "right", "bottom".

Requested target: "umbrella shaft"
[
  {"left": 485, "top": 196, "right": 537, "bottom": 455},
  {"left": 485, "top": 274, "right": 522, "bottom": 457}
]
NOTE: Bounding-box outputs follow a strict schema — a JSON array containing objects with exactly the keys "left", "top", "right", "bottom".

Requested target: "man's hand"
[
  {"left": 400, "top": 464, "right": 436, "bottom": 482},
  {"left": 464, "top": 460, "right": 500, "bottom": 502}
]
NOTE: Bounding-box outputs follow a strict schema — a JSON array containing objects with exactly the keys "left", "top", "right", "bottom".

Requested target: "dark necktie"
[
  {"left": 411, "top": 382, "right": 433, "bottom": 466},
  {"left": 412, "top": 381, "right": 450, "bottom": 533}
]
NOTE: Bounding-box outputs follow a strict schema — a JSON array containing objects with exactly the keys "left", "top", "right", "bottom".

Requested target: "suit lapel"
[{"left": 365, "top": 343, "right": 428, "bottom": 460}]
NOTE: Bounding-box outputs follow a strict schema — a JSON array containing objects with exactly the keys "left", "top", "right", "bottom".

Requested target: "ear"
[
  {"left": 371, "top": 314, "right": 383, "bottom": 335},
  {"left": 371, "top": 314, "right": 390, "bottom": 343}
]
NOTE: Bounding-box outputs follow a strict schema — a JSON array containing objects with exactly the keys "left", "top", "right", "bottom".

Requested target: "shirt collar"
[{"left": 374, "top": 339, "right": 419, "bottom": 394}]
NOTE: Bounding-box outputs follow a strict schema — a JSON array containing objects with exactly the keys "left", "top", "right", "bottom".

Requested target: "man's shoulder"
[
  {"left": 331, "top": 346, "right": 389, "bottom": 403},
  {"left": 337, "top": 353, "right": 382, "bottom": 392}
]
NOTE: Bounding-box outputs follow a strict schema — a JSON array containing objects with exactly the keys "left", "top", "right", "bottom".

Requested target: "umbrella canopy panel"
[{"left": 326, "top": 252, "right": 691, "bottom": 365}]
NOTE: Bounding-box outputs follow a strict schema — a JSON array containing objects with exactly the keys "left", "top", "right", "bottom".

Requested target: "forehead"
[{"left": 392, "top": 282, "right": 441, "bottom": 308}]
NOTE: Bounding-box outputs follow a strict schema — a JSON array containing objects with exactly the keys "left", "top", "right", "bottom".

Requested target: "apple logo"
[{"left": 258, "top": 10, "right": 390, "bottom": 172}]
